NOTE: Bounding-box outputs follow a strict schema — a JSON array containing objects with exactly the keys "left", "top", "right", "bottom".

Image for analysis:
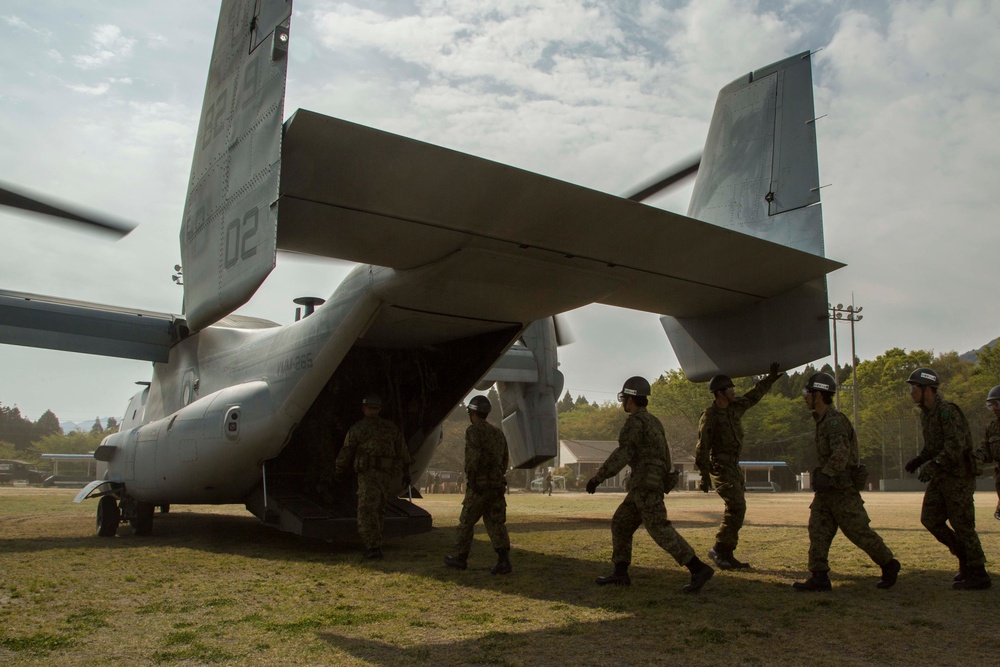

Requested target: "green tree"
[
  {"left": 30, "top": 430, "right": 104, "bottom": 456},
  {"left": 0, "top": 404, "right": 35, "bottom": 451},
  {"left": 89, "top": 418, "right": 104, "bottom": 436},
  {"left": 105, "top": 416, "right": 119, "bottom": 432},
  {"left": 557, "top": 391, "right": 575, "bottom": 414},
  {"left": 0, "top": 440, "right": 19, "bottom": 460},
  {"left": 33, "top": 409, "right": 62, "bottom": 440}
]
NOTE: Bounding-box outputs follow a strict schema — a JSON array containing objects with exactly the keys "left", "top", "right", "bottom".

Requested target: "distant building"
[{"left": 557, "top": 439, "right": 696, "bottom": 491}]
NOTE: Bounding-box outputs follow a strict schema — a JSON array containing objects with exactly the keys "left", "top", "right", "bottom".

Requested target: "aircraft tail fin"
[
  {"left": 478, "top": 319, "right": 563, "bottom": 469},
  {"left": 662, "top": 51, "right": 831, "bottom": 381},
  {"left": 179, "top": 0, "right": 292, "bottom": 332}
]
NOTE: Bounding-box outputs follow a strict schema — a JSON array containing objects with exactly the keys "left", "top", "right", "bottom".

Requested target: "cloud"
[
  {"left": 72, "top": 24, "right": 136, "bottom": 70},
  {"left": 2, "top": 14, "right": 52, "bottom": 39}
]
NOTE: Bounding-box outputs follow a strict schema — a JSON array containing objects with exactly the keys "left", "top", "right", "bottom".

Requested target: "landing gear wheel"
[
  {"left": 130, "top": 501, "right": 155, "bottom": 536},
  {"left": 96, "top": 495, "right": 120, "bottom": 537}
]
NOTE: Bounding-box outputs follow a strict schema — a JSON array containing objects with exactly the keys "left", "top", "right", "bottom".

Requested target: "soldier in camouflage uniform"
[
  {"left": 335, "top": 394, "right": 411, "bottom": 560},
  {"left": 444, "top": 395, "right": 513, "bottom": 575},
  {"left": 904, "top": 368, "right": 991, "bottom": 590},
  {"left": 976, "top": 385, "right": 1000, "bottom": 521},
  {"left": 586, "top": 376, "right": 714, "bottom": 593},
  {"left": 696, "top": 362, "right": 782, "bottom": 570},
  {"left": 792, "top": 373, "right": 900, "bottom": 591}
]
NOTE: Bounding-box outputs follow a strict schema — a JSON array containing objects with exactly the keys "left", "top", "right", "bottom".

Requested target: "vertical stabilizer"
[
  {"left": 662, "top": 51, "right": 831, "bottom": 381},
  {"left": 180, "top": 0, "right": 292, "bottom": 332}
]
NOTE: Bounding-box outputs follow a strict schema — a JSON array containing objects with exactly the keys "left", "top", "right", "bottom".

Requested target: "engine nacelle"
[{"left": 98, "top": 381, "right": 280, "bottom": 504}]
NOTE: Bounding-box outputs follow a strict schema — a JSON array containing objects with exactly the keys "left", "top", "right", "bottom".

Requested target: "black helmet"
[
  {"left": 709, "top": 375, "right": 734, "bottom": 393},
  {"left": 805, "top": 372, "right": 836, "bottom": 394},
  {"left": 362, "top": 393, "right": 383, "bottom": 407},
  {"left": 618, "top": 376, "right": 651, "bottom": 402},
  {"left": 467, "top": 395, "right": 491, "bottom": 416},
  {"left": 906, "top": 368, "right": 939, "bottom": 387},
  {"left": 988, "top": 385, "right": 1000, "bottom": 402}
]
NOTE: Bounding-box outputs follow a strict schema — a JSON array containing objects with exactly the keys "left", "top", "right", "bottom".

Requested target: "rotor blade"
[
  {"left": 624, "top": 153, "right": 701, "bottom": 202},
  {"left": 0, "top": 182, "right": 136, "bottom": 238},
  {"left": 553, "top": 313, "right": 575, "bottom": 347}
]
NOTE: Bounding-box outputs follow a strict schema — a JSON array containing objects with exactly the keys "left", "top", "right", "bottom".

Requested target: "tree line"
[
  {"left": 555, "top": 345, "right": 1000, "bottom": 479},
  {"left": 0, "top": 405, "right": 118, "bottom": 462}
]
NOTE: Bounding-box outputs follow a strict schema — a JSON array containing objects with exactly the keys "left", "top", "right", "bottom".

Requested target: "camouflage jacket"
[
  {"left": 918, "top": 396, "right": 976, "bottom": 478},
  {"left": 696, "top": 375, "right": 777, "bottom": 474},
  {"left": 814, "top": 407, "right": 858, "bottom": 486},
  {"left": 596, "top": 408, "right": 671, "bottom": 492},
  {"left": 976, "top": 419, "right": 1000, "bottom": 467},
  {"left": 335, "top": 415, "right": 410, "bottom": 478},
  {"left": 465, "top": 420, "right": 509, "bottom": 492}
]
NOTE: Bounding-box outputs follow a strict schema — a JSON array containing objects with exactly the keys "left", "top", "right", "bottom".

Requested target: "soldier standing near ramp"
[
  {"left": 696, "top": 363, "right": 782, "bottom": 570},
  {"left": 976, "top": 385, "right": 1000, "bottom": 521},
  {"left": 586, "top": 376, "right": 714, "bottom": 593},
  {"left": 792, "top": 373, "right": 900, "bottom": 591},
  {"left": 444, "top": 395, "right": 513, "bottom": 575},
  {"left": 904, "top": 368, "right": 991, "bottom": 590},
  {"left": 335, "top": 394, "right": 411, "bottom": 561}
]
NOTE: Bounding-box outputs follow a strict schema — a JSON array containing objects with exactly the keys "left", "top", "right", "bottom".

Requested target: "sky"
[{"left": 1, "top": 0, "right": 998, "bottom": 424}]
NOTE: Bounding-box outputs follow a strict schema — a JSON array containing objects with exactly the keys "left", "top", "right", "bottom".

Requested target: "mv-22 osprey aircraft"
[{"left": 0, "top": 0, "right": 842, "bottom": 541}]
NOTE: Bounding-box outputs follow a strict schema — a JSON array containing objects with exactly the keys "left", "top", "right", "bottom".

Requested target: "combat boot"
[
  {"left": 876, "top": 558, "right": 901, "bottom": 589},
  {"left": 363, "top": 547, "right": 383, "bottom": 561},
  {"left": 708, "top": 543, "right": 734, "bottom": 570},
  {"left": 682, "top": 556, "right": 714, "bottom": 594},
  {"left": 596, "top": 561, "right": 631, "bottom": 586},
  {"left": 792, "top": 570, "right": 832, "bottom": 592},
  {"left": 995, "top": 504, "right": 1000, "bottom": 521},
  {"left": 444, "top": 553, "right": 469, "bottom": 570},
  {"left": 490, "top": 548, "right": 512, "bottom": 575},
  {"left": 953, "top": 556, "right": 968, "bottom": 583},
  {"left": 953, "top": 565, "right": 991, "bottom": 590},
  {"left": 726, "top": 547, "right": 751, "bottom": 569}
]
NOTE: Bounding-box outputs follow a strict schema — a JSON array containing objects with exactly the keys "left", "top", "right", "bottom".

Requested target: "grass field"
[{"left": 1, "top": 487, "right": 998, "bottom": 666}]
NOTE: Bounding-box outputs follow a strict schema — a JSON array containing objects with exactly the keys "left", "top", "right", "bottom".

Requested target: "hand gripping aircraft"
[{"left": 0, "top": 0, "right": 842, "bottom": 541}]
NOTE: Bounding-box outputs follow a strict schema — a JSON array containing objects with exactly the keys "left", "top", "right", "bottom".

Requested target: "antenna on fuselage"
[{"left": 293, "top": 296, "right": 325, "bottom": 321}]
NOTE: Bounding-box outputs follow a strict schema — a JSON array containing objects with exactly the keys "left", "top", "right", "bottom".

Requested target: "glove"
[
  {"left": 768, "top": 361, "right": 783, "bottom": 380},
  {"left": 586, "top": 477, "right": 600, "bottom": 494},
  {"left": 904, "top": 456, "right": 924, "bottom": 474},
  {"left": 813, "top": 472, "right": 832, "bottom": 493},
  {"left": 917, "top": 463, "right": 937, "bottom": 483},
  {"left": 699, "top": 476, "right": 712, "bottom": 493}
]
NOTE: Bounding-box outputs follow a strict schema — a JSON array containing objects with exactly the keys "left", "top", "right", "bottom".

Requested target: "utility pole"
[{"left": 828, "top": 301, "right": 863, "bottom": 429}]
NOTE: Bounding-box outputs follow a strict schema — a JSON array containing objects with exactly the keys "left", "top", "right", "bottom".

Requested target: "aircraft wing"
[
  {"left": 276, "top": 110, "right": 842, "bottom": 322},
  {"left": 0, "top": 289, "right": 177, "bottom": 362}
]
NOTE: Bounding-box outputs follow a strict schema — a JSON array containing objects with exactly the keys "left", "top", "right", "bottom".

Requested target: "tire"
[
  {"left": 96, "top": 495, "right": 120, "bottom": 537},
  {"left": 130, "top": 501, "right": 155, "bottom": 536}
]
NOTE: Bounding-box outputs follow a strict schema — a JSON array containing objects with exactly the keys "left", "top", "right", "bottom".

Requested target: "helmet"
[
  {"left": 362, "top": 393, "right": 383, "bottom": 407},
  {"left": 467, "top": 395, "right": 491, "bottom": 416},
  {"left": 618, "top": 376, "right": 651, "bottom": 402},
  {"left": 987, "top": 385, "right": 1000, "bottom": 402},
  {"left": 906, "top": 368, "right": 939, "bottom": 387},
  {"left": 709, "top": 375, "right": 734, "bottom": 393},
  {"left": 805, "top": 372, "right": 836, "bottom": 394}
]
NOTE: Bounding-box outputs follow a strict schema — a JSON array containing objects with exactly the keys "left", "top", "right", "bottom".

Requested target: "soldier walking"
[
  {"left": 335, "top": 394, "right": 411, "bottom": 560},
  {"left": 696, "top": 362, "right": 782, "bottom": 570},
  {"left": 444, "top": 396, "right": 513, "bottom": 575},
  {"left": 792, "top": 373, "right": 900, "bottom": 591},
  {"left": 976, "top": 385, "right": 1000, "bottom": 521},
  {"left": 587, "top": 376, "right": 714, "bottom": 593},
  {"left": 904, "top": 368, "right": 991, "bottom": 590}
]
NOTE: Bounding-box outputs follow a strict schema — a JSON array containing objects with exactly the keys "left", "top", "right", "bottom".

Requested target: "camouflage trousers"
[
  {"left": 455, "top": 488, "right": 510, "bottom": 554},
  {"left": 921, "top": 474, "right": 985, "bottom": 567},
  {"left": 710, "top": 462, "right": 747, "bottom": 548},
  {"left": 357, "top": 471, "right": 392, "bottom": 550},
  {"left": 610, "top": 488, "right": 695, "bottom": 566},
  {"left": 995, "top": 464, "right": 1000, "bottom": 508},
  {"left": 807, "top": 487, "right": 893, "bottom": 572}
]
